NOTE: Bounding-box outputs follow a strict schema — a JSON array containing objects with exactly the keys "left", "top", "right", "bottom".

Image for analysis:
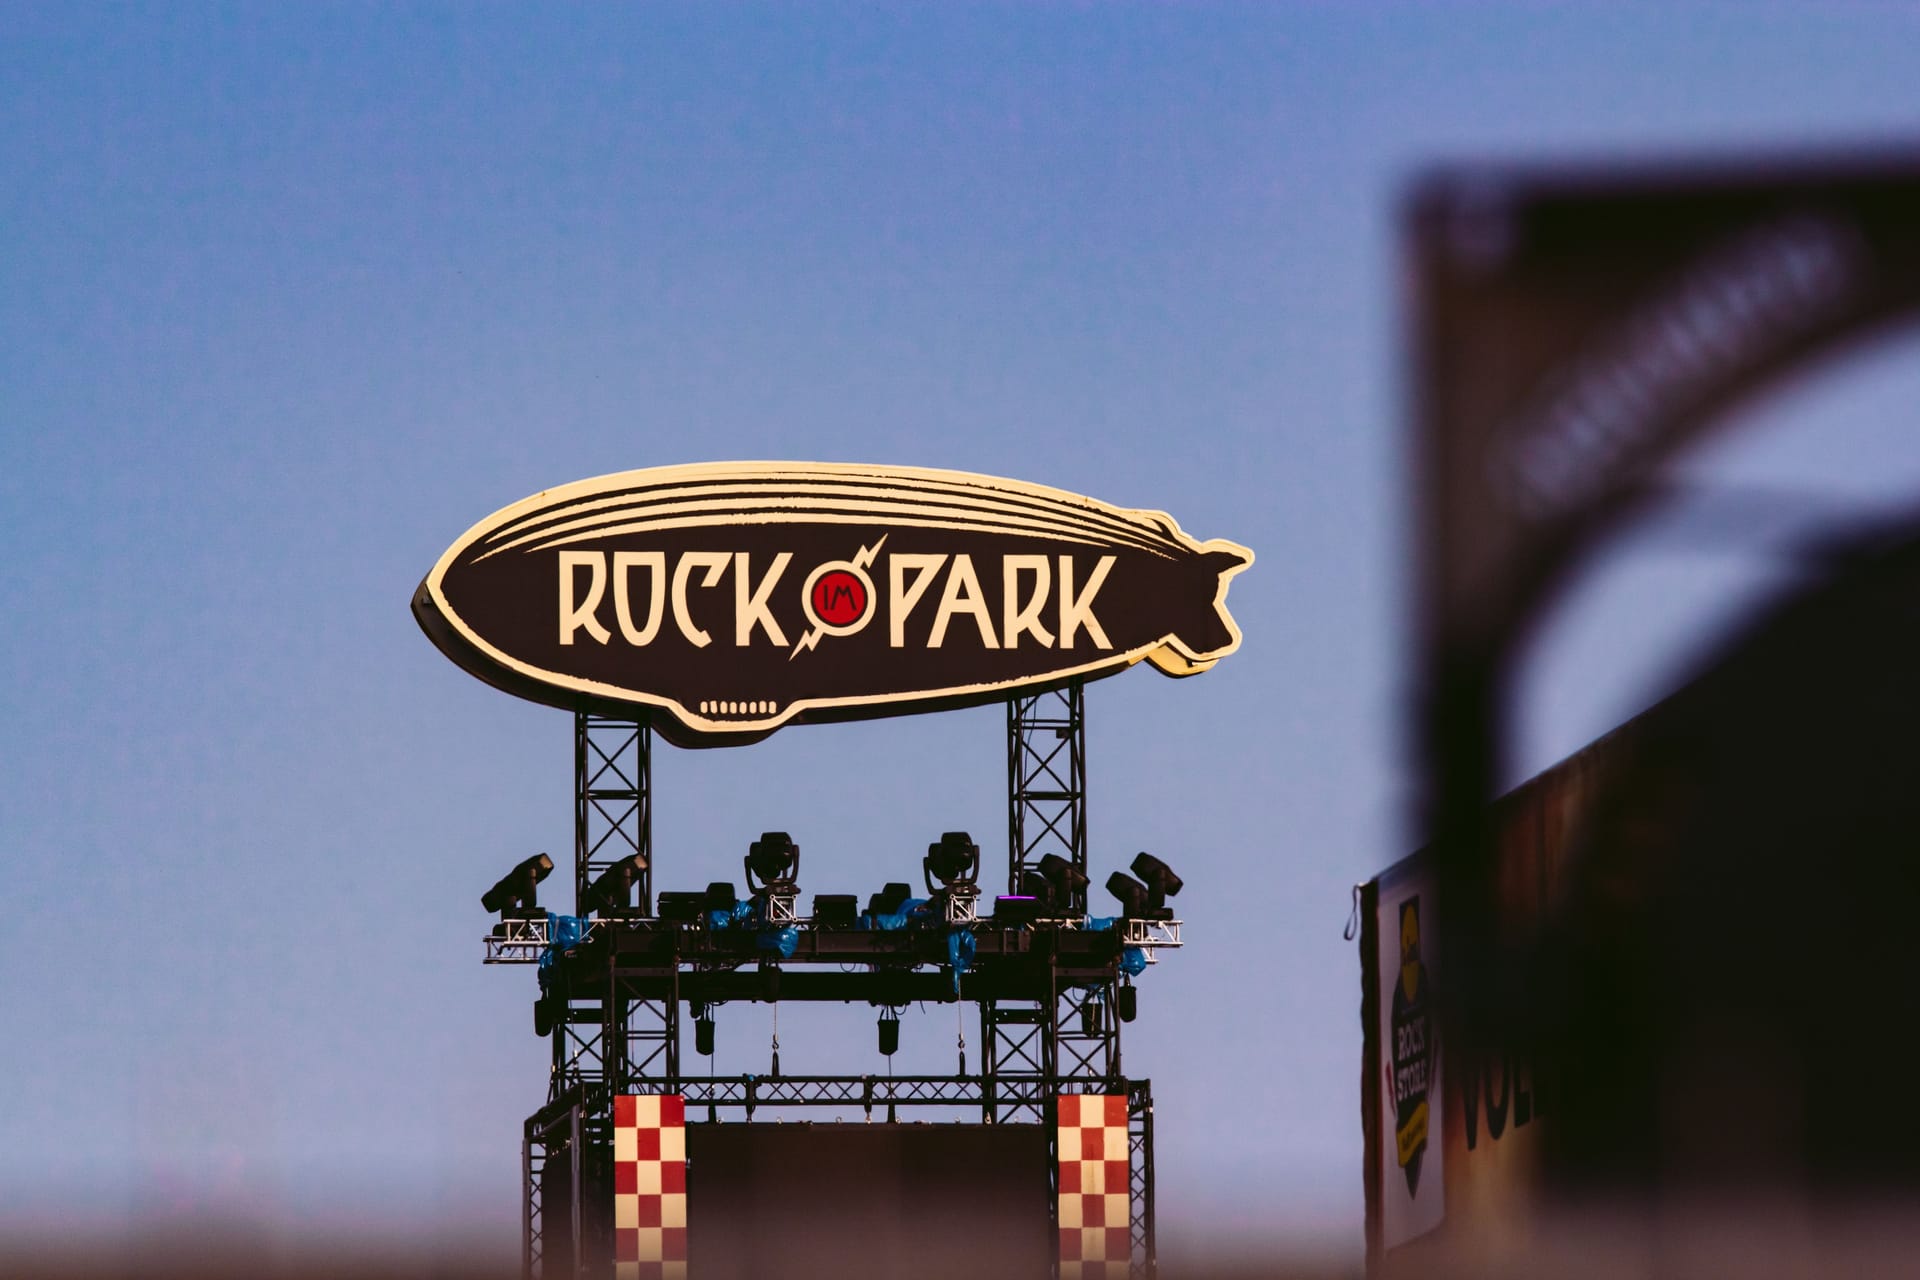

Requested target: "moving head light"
[
  {"left": 1037, "top": 853, "right": 1089, "bottom": 912},
  {"left": 1105, "top": 871, "right": 1153, "bottom": 919},
  {"left": 744, "top": 831, "right": 800, "bottom": 892},
  {"left": 924, "top": 831, "right": 980, "bottom": 892},
  {"left": 1131, "top": 852, "right": 1183, "bottom": 909},
  {"left": 584, "top": 852, "right": 647, "bottom": 916},
  {"left": 1106, "top": 860, "right": 1177, "bottom": 920},
  {"left": 868, "top": 882, "right": 912, "bottom": 916},
  {"left": 482, "top": 853, "right": 553, "bottom": 916}
]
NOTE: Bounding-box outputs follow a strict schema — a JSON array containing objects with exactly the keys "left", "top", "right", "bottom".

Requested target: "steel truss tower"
[{"left": 505, "top": 684, "right": 1163, "bottom": 1279}]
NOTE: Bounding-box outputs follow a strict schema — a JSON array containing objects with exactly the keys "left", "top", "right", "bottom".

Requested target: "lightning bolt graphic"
[{"left": 791, "top": 534, "right": 886, "bottom": 660}]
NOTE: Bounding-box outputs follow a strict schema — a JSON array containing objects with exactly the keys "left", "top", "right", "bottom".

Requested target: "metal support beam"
[
  {"left": 574, "top": 712, "right": 652, "bottom": 916},
  {"left": 1129, "top": 1081, "right": 1157, "bottom": 1280},
  {"left": 1008, "top": 682, "right": 1087, "bottom": 912}
]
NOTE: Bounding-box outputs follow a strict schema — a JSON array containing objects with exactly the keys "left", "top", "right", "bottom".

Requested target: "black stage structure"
[{"left": 486, "top": 682, "right": 1177, "bottom": 1279}]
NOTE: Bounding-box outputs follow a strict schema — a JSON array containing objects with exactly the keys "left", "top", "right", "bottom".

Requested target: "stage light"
[
  {"left": 584, "top": 853, "right": 647, "bottom": 916},
  {"left": 1038, "top": 853, "right": 1089, "bottom": 910},
  {"left": 1105, "top": 871, "right": 1153, "bottom": 919},
  {"left": 482, "top": 852, "right": 553, "bottom": 915},
  {"left": 812, "top": 894, "right": 858, "bottom": 929},
  {"left": 878, "top": 1006, "right": 901, "bottom": 1057},
  {"left": 695, "top": 1014, "right": 715, "bottom": 1057},
  {"left": 744, "top": 831, "right": 800, "bottom": 892},
  {"left": 994, "top": 895, "right": 1041, "bottom": 927},
  {"left": 1131, "top": 852, "right": 1183, "bottom": 911},
  {"left": 925, "top": 831, "right": 981, "bottom": 923},
  {"left": 1116, "top": 983, "right": 1138, "bottom": 1023},
  {"left": 923, "top": 831, "right": 980, "bottom": 892},
  {"left": 1018, "top": 869, "right": 1054, "bottom": 907},
  {"left": 705, "top": 881, "right": 739, "bottom": 912},
  {"left": 657, "top": 891, "right": 704, "bottom": 922},
  {"left": 867, "top": 881, "right": 912, "bottom": 916}
]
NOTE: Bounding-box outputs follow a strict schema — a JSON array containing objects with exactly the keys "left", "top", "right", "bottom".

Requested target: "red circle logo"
[{"left": 811, "top": 569, "right": 868, "bottom": 628}]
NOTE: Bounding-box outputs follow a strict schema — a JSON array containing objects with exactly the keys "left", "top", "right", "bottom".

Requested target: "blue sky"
[{"left": 6, "top": 2, "right": 1920, "bottom": 1266}]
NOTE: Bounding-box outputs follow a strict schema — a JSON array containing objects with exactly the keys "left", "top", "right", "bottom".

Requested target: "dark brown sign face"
[{"left": 413, "top": 462, "right": 1251, "bottom": 746}]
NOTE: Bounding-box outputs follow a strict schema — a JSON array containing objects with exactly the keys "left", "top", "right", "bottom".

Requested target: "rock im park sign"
[{"left": 413, "top": 462, "right": 1251, "bottom": 746}]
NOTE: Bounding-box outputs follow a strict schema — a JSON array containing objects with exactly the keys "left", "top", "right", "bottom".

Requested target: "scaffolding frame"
[{"left": 513, "top": 687, "right": 1159, "bottom": 1278}]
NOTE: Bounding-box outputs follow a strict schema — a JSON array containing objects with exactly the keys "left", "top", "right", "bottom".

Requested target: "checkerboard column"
[
  {"left": 613, "top": 1093, "right": 688, "bottom": 1280},
  {"left": 1056, "top": 1093, "right": 1131, "bottom": 1280}
]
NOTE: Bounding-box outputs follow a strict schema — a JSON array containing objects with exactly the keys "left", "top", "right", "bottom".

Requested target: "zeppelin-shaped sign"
[{"left": 413, "top": 462, "right": 1251, "bottom": 746}]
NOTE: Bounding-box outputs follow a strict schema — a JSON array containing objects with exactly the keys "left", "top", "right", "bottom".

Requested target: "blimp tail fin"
[{"left": 1149, "top": 544, "right": 1252, "bottom": 677}]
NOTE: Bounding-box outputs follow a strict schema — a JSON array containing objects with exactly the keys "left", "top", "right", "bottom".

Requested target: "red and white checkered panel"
[
  {"left": 1057, "top": 1093, "right": 1131, "bottom": 1279},
  {"left": 613, "top": 1094, "right": 687, "bottom": 1280}
]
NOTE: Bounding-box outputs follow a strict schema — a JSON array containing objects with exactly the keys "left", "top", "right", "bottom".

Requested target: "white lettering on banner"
[
  {"left": 559, "top": 551, "right": 611, "bottom": 645},
  {"left": 889, "top": 554, "right": 946, "bottom": 648},
  {"left": 670, "top": 552, "right": 729, "bottom": 649},
  {"left": 557, "top": 549, "right": 1121, "bottom": 652},
  {"left": 1059, "top": 555, "right": 1116, "bottom": 650},
  {"left": 734, "top": 552, "right": 792, "bottom": 647},
  {"left": 612, "top": 551, "right": 665, "bottom": 645},
  {"left": 1002, "top": 555, "right": 1054, "bottom": 649},
  {"left": 928, "top": 554, "right": 999, "bottom": 650}
]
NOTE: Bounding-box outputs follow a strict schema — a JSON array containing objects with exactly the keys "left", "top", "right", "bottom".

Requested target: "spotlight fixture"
[
  {"left": 993, "top": 895, "right": 1042, "bottom": 927},
  {"left": 812, "top": 894, "right": 858, "bottom": 929},
  {"left": 1018, "top": 869, "right": 1054, "bottom": 908},
  {"left": 923, "top": 831, "right": 980, "bottom": 893},
  {"left": 705, "top": 881, "right": 740, "bottom": 913},
  {"left": 925, "top": 831, "right": 981, "bottom": 923},
  {"left": 1130, "top": 852, "right": 1183, "bottom": 913},
  {"left": 657, "top": 891, "right": 705, "bottom": 923},
  {"left": 744, "top": 831, "right": 800, "bottom": 892},
  {"left": 867, "top": 881, "right": 912, "bottom": 917},
  {"left": 584, "top": 852, "right": 647, "bottom": 917},
  {"left": 482, "top": 853, "right": 553, "bottom": 916},
  {"left": 1037, "top": 853, "right": 1089, "bottom": 912},
  {"left": 1105, "top": 870, "right": 1153, "bottom": 919}
]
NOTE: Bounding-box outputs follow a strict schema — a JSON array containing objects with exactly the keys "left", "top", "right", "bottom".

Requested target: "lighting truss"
[
  {"left": 575, "top": 713, "right": 651, "bottom": 916},
  {"left": 1008, "top": 682, "right": 1087, "bottom": 914}
]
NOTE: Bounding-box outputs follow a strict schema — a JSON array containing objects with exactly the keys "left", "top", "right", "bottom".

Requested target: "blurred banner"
[
  {"left": 1387, "top": 153, "right": 1920, "bottom": 1272},
  {"left": 1409, "top": 158, "right": 1920, "bottom": 946},
  {"left": 1362, "top": 724, "right": 1621, "bottom": 1263}
]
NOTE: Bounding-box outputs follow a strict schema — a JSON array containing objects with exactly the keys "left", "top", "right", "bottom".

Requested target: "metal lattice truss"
[
  {"left": 487, "top": 914, "right": 1180, "bottom": 966},
  {"left": 677, "top": 1073, "right": 1052, "bottom": 1116},
  {"left": 522, "top": 1095, "right": 584, "bottom": 1280},
  {"left": 1128, "top": 1092, "right": 1156, "bottom": 1280},
  {"left": 548, "top": 998, "right": 606, "bottom": 1100},
  {"left": 605, "top": 980, "right": 678, "bottom": 1092},
  {"left": 575, "top": 714, "right": 651, "bottom": 916},
  {"left": 486, "top": 915, "right": 559, "bottom": 963},
  {"left": 983, "top": 977, "right": 1122, "bottom": 1125},
  {"left": 502, "top": 692, "right": 1166, "bottom": 1278},
  {"left": 1120, "top": 917, "right": 1183, "bottom": 964},
  {"left": 1009, "top": 683, "right": 1087, "bottom": 911}
]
